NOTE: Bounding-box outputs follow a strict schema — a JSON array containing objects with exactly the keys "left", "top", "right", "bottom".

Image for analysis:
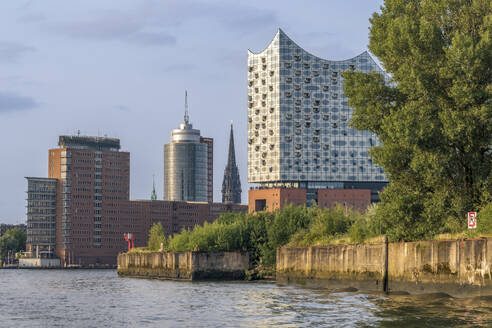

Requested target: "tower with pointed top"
[
  {"left": 222, "top": 123, "right": 242, "bottom": 204},
  {"left": 164, "top": 91, "right": 213, "bottom": 202},
  {"left": 151, "top": 174, "right": 157, "bottom": 201}
]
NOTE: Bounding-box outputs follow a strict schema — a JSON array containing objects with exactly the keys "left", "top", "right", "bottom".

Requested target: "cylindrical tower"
[{"left": 164, "top": 92, "right": 209, "bottom": 202}]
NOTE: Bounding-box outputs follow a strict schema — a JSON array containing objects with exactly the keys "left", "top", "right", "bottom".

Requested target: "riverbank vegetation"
[
  {"left": 342, "top": 0, "right": 492, "bottom": 241},
  {"left": 0, "top": 227, "right": 26, "bottom": 263},
  {"left": 145, "top": 205, "right": 361, "bottom": 269},
  {"left": 143, "top": 200, "right": 492, "bottom": 271}
]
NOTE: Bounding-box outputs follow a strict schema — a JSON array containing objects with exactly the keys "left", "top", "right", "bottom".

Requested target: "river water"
[{"left": 0, "top": 270, "right": 490, "bottom": 327}]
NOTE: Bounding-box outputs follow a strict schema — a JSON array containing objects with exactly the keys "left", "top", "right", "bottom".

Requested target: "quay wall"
[
  {"left": 277, "top": 238, "right": 492, "bottom": 296},
  {"left": 117, "top": 251, "right": 249, "bottom": 280}
]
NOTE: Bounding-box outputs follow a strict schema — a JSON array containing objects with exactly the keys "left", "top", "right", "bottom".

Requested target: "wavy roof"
[{"left": 249, "top": 28, "right": 376, "bottom": 65}]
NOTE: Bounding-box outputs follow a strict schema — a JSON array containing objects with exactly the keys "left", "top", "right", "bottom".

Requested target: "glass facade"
[
  {"left": 164, "top": 143, "right": 208, "bottom": 202},
  {"left": 248, "top": 29, "right": 388, "bottom": 185},
  {"left": 26, "top": 177, "right": 57, "bottom": 254},
  {"left": 164, "top": 119, "right": 209, "bottom": 202}
]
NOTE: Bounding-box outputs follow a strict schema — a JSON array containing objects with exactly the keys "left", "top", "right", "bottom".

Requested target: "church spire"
[
  {"left": 222, "top": 122, "right": 242, "bottom": 204},
  {"left": 151, "top": 174, "right": 157, "bottom": 201},
  {"left": 227, "top": 121, "right": 236, "bottom": 167}
]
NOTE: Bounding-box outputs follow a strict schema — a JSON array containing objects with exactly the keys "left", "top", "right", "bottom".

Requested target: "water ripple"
[{"left": 0, "top": 270, "right": 490, "bottom": 327}]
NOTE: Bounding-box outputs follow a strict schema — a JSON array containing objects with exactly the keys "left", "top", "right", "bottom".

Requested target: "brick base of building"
[{"left": 248, "top": 188, "right": 372, "bottom": 213}]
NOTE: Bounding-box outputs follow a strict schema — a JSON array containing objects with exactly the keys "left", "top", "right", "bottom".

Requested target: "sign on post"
[{"left": 467, "top": 212, "right": 477, "bottom": 229}]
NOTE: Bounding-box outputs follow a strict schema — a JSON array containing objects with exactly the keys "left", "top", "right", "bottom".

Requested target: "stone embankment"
[
  {"left": 277, "top": 237, "right": 492, "bottom": 297},
  {"left": 117, "top": 251, "right": 249, "bottom": 280}
]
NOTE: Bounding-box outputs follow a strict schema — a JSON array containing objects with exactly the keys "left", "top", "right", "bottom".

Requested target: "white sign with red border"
[{"left": 468, "top": 212, "right": 477, "bottom": 229}]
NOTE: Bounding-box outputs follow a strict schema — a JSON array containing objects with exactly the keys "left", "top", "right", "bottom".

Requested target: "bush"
[
  {"left": 147, "top": 223, "right": 166, "bottom": 251},
  {"left": 0, "top": 227, "right": 26, "bottom": 261},
  {"left": 349, "top": 204, "right": 381, "bottom": 243},
  {"left": 145, "top": 204, "right": 388, "bottom": 269}
]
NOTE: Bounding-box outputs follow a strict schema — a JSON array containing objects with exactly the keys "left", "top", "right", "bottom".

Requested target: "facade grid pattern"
[
  {"left": 25, "top": 177, "right": 57, "bottom": 255},
  {"left": 248, "top": 29, "right": 388, "bottom": 186}
]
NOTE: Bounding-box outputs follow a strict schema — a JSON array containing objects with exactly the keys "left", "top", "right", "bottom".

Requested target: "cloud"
[
  {"left": 127, "top": 31, "right": 176, "bottom": 46},
  {"left": 141, "top": 1, "right": 278, "bottom": 31},
  {"left": 0, "top": 42, "right": 35, "bottom": 63},
  {"left": 216, "top": 49, "right": 246, "bottom": 69},
  {"left": 162, "top": 63, "right": 195, "bottom": 73},
  {"left": 0, "top": 91, "right": 38, "bottom": 113},
  {"left": 50, "top": 12, "right": 176, "bottom": 47},
  {"left": 59, "top": 14, "right": 140, "bottom": 40},
  {"left": 45, "top": 2, "right": 276, "bottom": 45},
  {"left": 218, "top": 7, "right": 277, "bottom": 32}
]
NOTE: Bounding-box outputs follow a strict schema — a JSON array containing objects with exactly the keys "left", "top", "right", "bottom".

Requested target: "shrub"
[
  {"left": 147, "top": 222, "right": 166, "bottom": 251},
  {"left": 147, "top": 205, "right": 382, "bottom": 269}
]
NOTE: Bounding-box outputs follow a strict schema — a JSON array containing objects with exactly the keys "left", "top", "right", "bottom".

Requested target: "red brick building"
[
  {"left": 26, "top": 136, "right": 246, "bottom": 267},
  {"left": 248, "top": 188, "right": 306, "bottom": 212},
  {"left": 248, "top": 188, "right": 371, "bottom": 213},
  {"left": 317, "top": 189, "right": 371, "bottom": 213}
]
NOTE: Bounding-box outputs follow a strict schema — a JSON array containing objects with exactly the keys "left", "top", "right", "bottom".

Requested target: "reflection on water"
[
  {"left": 0, "top": 270, "right": 490, "bottom": 327},
  {"left": 374, "top": 293, "right": 492, "bottom": 327}
]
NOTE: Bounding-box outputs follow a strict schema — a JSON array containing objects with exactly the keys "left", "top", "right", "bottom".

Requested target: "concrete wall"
[
  {"left": 387, "top": 238, "right": 492, "bottom": 295},
  {"left": 277, "top": 244, "right": 386, "bottom": 292},
  {"left": 277, "top": 238, "right": 492, "bottom": 296},
  {"left": 117, "top": 251, "right": 249, "bottom": 280}
]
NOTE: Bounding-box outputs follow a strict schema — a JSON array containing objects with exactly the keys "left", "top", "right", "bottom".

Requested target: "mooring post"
[{"left": 382, "top": 235, "right": 389, "bottom": 293}]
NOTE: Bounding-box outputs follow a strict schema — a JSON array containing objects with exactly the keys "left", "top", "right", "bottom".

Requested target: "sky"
[{"left": 0, "top": 0, "right": 384, "bottom": 224}]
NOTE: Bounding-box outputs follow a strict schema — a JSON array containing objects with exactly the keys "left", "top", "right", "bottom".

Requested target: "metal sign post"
[{"left": 123, "top": 233, "right": 134, "bottom": 251}]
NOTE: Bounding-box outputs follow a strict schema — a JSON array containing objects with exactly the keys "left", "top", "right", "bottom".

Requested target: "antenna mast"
[{"left": 184, "top": 90, "right": 189, "bottom": 124}]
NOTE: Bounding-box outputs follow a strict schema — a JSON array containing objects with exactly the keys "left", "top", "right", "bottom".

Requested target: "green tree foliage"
[
  {"left": 343, "top": 0, "right": 492, "bottom": 241},
  {"left": 164, "top": 211, "right": 272, "bottom": 266},
  {"left": 0, "top": 227, "right": 26, "bottom": 259},
  {"left": 147, "top": 222, "right": 166, "bottom": 251},
  {"left": 288, "top": 204, "right": 359, "bottom": 246},
  {"left": 349, "top": 204, "right": 381, "bottom": 243},
  {"left": 473, "top": 202, "right": 492, "bottom": 235}
]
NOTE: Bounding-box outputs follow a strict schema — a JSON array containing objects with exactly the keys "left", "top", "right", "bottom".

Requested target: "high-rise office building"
[
  {"left": 164, "top": 92, "right": 213, "bottom": 202},
  {"left": 248, "top": 29, "right": 388, "bottom": 211},
  {"left": 48, "top": 135, "right": 130, "bottom": 264},
  {"left": 25, "top": 177, "right": 57, "bottom": 258},
  {"left": 222, "top": 123, "right": 242, "bottom": 204}
]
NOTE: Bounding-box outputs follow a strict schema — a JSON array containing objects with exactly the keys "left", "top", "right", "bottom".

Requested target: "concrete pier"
[
  {"left": 117, "top": 251, "right": 249, "bottom": 280},
  {"left": 277, "top": 238, "right": 492, "bottom": 297}
]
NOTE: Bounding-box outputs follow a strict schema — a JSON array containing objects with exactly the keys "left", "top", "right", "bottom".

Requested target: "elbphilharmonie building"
[{"left": 247, "top": 29, "right": 388, "bottom": 210}]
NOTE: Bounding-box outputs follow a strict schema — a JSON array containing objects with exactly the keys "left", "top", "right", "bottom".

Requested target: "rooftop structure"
[
  {"left": 58, "top": 135, "right": 121, "bottom": 151},
  {"left": 221, "top": 123, "right": 242, "bottom": 204},
  {"left": 151, "top": 175, "right": 157, "bottom": 201}
]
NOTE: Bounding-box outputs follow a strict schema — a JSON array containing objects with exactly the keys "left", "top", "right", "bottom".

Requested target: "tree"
[
  {"left": 0, "top": 227, "right": 26, "bottom": 260},
  {"left": 343, "top": 0, "right": 492, "bottom": 241},
  {"left": 147, "top": 223, "right": 166, "bottom": 251}
]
